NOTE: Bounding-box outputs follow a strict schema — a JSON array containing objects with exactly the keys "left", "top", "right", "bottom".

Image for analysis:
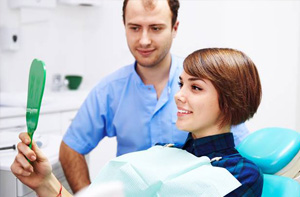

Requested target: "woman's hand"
[
  {"left": 10, "top": 132, "right": 52, "bottom": 191},
  {"left": 11, "top": 132, "right": 73, "bottom": 197}
]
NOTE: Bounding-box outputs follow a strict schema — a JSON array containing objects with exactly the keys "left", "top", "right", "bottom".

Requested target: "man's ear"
[{"left": 172, "top": 21, "right": 179, "bottom": 38}]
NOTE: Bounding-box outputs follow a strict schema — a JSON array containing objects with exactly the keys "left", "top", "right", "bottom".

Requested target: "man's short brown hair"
[{"left": 122, "top": 0, "right": 180, "bottom": 27}]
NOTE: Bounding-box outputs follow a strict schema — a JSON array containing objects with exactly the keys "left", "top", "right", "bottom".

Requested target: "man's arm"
[{"left": 59, "top": 141, "right": 91, "bottom": 194}]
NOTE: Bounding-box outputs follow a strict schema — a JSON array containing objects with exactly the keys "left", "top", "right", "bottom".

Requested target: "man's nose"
[{"left": 139, "top": 30, "right": 151, "bottom": 47}]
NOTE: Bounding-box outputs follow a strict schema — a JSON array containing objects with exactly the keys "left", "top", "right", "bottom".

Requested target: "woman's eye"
[
  {"left": 192, "top": 85, "right": 202, "bottom": 91},
  {"left": 178, "top": 81, "right": 183, "bottom": 88}
]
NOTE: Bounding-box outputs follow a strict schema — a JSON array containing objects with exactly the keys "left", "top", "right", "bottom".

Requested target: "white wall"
[
  {"left": 1, "top": 0, "right": 300, "bottom": 179},
  {"left": 175, "top": 1, "right": 300, "bottom": 132},
  {"left": 0, "top": 1, "right": 133, "bottom": 93}
]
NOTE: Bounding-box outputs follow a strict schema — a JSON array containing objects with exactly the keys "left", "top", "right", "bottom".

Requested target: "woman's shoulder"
[
  {"left": 215, "top": 154, "right": 263, "bottom": 196},
  {"left": 215, "top": 153, "right": 262, "bottom": 180}
]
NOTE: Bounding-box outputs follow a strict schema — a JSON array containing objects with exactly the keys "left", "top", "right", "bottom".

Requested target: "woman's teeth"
[{"left": 178, "top": 109, "right": 191, "bottom": 114}]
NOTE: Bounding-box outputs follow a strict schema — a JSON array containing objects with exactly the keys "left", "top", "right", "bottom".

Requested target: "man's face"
[{"left": 124, "top": 0, "right": 178, "bottom": 68}]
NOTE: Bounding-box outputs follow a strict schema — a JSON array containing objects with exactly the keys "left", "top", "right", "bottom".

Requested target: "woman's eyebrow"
[{"left": 188, "top": 77, "right": 206, "bottom": 83}]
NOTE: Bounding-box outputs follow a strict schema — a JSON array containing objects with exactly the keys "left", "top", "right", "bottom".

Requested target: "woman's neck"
[{"left": 191, "top": 124, "right": 231, "bottom": 139}]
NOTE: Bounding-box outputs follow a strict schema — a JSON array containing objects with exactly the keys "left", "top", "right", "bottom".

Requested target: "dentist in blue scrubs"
[{"left": 59, "top": 0, "right": 249, "bottom": 193}]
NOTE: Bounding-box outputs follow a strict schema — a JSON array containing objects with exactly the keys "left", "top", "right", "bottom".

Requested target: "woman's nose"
[{"left": 175, "top": 89, "right": 186, "bottom": 103}]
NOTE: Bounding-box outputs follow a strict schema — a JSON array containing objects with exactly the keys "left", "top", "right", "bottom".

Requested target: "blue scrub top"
[{"left": 63, "top": 55, "right": 249, "bottom": 156}]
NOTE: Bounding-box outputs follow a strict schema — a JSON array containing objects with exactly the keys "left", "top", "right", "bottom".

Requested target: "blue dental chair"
[{"left": 237, "top": 127, "right": 300, "bottom": 197}]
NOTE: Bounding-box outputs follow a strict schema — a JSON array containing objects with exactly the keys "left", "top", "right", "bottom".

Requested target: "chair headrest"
[{"left": 237, "top": 127, "right": 300, "bottom": 174}]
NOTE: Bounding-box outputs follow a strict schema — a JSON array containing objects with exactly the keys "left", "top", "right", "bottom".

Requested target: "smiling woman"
[{"left": 178, "top": 48, "right": 263, "bottom": 196}]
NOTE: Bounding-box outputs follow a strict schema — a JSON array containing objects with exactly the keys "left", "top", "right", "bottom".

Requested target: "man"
[{"left": 59, "top": 0, "right": 249, "bottom": 193}]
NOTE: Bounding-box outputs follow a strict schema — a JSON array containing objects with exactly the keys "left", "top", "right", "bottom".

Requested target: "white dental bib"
[{"left": 89, "top": 145, "right": 241, "bottom": 197}]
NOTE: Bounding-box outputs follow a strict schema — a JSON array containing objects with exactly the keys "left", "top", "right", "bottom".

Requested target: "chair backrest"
[
  {"left": 262, "top": 174, "right": 300, "bottom": 197},
  {"left": 237, "top": 127, "right": 300, "bottom": 197}
]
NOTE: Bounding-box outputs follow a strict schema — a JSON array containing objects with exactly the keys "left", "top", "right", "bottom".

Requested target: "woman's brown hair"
[{"left": 183, "top": 48, "right": 262, "bottom": 128}]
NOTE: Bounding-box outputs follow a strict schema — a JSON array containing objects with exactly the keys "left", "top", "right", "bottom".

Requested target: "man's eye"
[
  {"left": 130, "top": 27, "right": 139, "bottom": 31},
  {"left": 192, "top": 85, "right": 202, "bottom": 91},
  {"left": 178, "top": 81, "right": 183, "bottom": 88},
  {"left": 152, "top": 26, "right": 161, "bottom": 31}
]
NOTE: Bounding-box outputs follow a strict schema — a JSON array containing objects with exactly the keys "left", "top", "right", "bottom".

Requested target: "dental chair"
[{"left": 237, "top": 127, "right": 300, "bottom": 197}]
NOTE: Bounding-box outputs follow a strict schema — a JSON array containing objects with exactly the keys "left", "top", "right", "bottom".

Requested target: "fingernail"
[{"left": 31, "top": 155, "right": 36, "bottom": 160}]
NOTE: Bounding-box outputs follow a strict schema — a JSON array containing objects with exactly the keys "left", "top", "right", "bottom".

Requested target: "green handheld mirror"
[{"left": 26, "top": 59, "right": 46, "bottom": 149}]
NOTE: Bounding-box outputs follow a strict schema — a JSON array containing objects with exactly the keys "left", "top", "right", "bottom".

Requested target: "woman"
[
  {"left": 11, "top": 48, "right": 263, "bottom": 196},
  {"left": 177, "top": 48, "right": 263, "bottom": 196}
]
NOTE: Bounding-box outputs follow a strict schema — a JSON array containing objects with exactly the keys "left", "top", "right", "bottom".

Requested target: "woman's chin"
[{"left": 176, "top": 122, "right": 189, "bottom": 132}]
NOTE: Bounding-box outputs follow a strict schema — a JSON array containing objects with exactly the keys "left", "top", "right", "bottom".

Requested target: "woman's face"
[{"left": 174, "top": 71, "right": 222, "bottom": 138}]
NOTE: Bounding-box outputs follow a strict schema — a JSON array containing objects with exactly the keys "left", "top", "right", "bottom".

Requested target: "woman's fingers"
[
  {"left": 31, "top": 140, "right": 48, "bottom": 162},
  {"left": 18, "top": 132, "right": 46, "bottom": 162},
  {"left": 11, "top": 153, "right": 33, "bottom": 176},
  {"left": 15, "top": 153, "right": 34, "bottom": 172},
  {"left": 17, "top": 142, "right": 36, "bottom": 162},
  {"left": 19, "top": 132, "right": 31, "bottom": 145}
]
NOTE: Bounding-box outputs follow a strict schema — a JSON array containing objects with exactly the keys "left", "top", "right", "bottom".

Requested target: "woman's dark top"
[{"left": 182, "top": 132, "right": 263, "bottom": 197}]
